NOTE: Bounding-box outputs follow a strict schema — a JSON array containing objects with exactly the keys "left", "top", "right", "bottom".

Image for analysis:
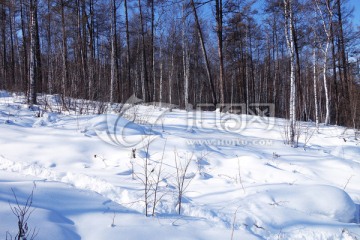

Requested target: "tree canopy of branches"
[{"left": 0, "top": 0, "right": 359, "bottom": 128}]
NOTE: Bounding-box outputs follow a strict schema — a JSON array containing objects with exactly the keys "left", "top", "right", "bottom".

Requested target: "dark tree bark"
[
  {"left": 110, "top": 0, "right": 117, "bottom": 103},
  {"left": 29, "top": 0, "right": 37, "bottom": 105},
  {"left": 9, "top": 3, "right": 16, "bottom": 89},
  {"left": 151, "top": 0, "right": 156, "bottom": 102},
  {"left": 215, "top": 0, "right": 224, "bottom": 105},
  {"left": 34, "top": 3, "right": 42, "bottom": 93},
  {"left": 60, "top": 0, "right": 68, "bottom": 98},
  {"left": 46, "top": 0, "right": 52, "bottom": 94},
  {"left": 190, "top": 0, "right": 217, "bottom": 105},
  {"left": 0, "top": 4, "right": 7, "bottom": 90},
  {"left": 330, "top": 22, "right": 339, "bottom": 124},
  {"left": 20, "top": 0, "right": 29, "bottom": 94},
  {"left": 138, "top": 0, "right": 150, "bottom": 102},
  {"left": 87, "top": 0, "right": 95, "bottom": 100},
  {"left": 336, "top": 0, "right": 350, "bottom": 125},
  {"left": 124, "top": 0, "right": 132, "bottom": 96}
]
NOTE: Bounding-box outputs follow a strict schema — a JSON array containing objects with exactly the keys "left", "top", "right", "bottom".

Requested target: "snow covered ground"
[{"left": 0, "top": 91, "right": 359, "bottom": 239}]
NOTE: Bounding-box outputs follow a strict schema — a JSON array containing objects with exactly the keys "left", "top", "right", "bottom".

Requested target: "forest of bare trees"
[{"left": 0, "top": 0, "right": 359, "bottom": 129}]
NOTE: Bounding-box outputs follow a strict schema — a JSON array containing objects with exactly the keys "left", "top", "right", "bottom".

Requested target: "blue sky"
[
  {"left": 349, "top": 0, "right": 360, "bottom": 26},
  {"left": 252, "top": 0, "right": 360, "bottom": 27},
  {"left": 200, "top": 0, "right": 359, "bottom": 28}
]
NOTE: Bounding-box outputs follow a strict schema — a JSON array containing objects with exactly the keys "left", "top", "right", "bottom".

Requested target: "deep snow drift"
[{"left": 0, "top": 91, "right": 359, "bottom": 239}]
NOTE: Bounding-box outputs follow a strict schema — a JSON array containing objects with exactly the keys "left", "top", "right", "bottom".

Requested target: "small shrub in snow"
[
  {"left": 281, "top": 121, "right": 315, "bottom": 148},
  {"left": 7, "top": 184, "right": 37, "bottom": 240},
  {"left": 133, "top": 137, "right": 167, "bottom": 216},
  {"left": 174, "top": 151, "right": 195, "bottom": 215}
]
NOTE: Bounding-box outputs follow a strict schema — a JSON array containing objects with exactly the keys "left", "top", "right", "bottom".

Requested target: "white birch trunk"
[
  {"left": 323, "top": 42, "right": 330, "bottom": 125},
  {"left": 29, "top": 0, "right": 37, "bottom": 105},
  {"left": 313, "top": 48, "right": 319, "bottom": 128},
  {"left": 284, "top": 0, "right": 296, "bottom": 146},
  {"left": 289, "top": 41, "right": 296, "bottom": 145},
  {"left": 315, "top": 0, "right": 333, "bottom": 125}
]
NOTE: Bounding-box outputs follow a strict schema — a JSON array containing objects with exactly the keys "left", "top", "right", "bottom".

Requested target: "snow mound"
[
  {"left": 238, "top": 184, "right": 356, "bottom": 234},
  {"left": 266, "top": 185, "right": 356, "bottom": 223},
  {"left": 0, "top": 156, "right": 133, "bottom": 206}
]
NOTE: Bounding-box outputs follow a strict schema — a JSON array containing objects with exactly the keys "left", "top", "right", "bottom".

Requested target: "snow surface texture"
[{"left": 0, "top": 93, "right": 359, "bottom": 239}]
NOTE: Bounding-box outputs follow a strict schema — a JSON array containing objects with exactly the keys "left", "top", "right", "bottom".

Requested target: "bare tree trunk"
[
  {"left": 190, "top": 0, "right": 217, "bottom": 105},
  {"left": 215, "top": 0, "right": 224, "bottom": 105},
  {"left": 9, "top": 4, "right": 16, "bottom": 89},
  {"left": 272, "top": 16, "right": 279, "bottom": 109},
  {"left": 315, "top": 0, "right": 332, "bottom": 125},
  {"left": 135, "top": 38, "right": 141, "bottom": 97},
  {"left": 313, "top": 48, "right": 319, "bottom": 128},
  {"left": 323, "top": 42, "right": 330, "bottom": 125},
  {"left": 151, "top": 0, "right": 156, "bottom": 102},
  {"left": 75, "top": 0, "right": 81, "bottom": 97},
  {"left": 60, "top": 0, "right": 68, "bottom": 98},
  {"left": 13, "top": 2, "right": 22, "bottom": 90},
  {"left": 159, "top": 41, "right": 163, "bottom": 106},
  {"left": 1, "top": 4, "right": 7, "bottom": 90},
  {"left": 46, "top": 0, "right": 52, "bottom": 94},
  {"left": 182, "top": 4, "right": 189, "bottom": 110},
  {"left": 81, "top": 0, "right": 88, "bottom": 98},
  {"left": 110, "top": 0, "right": 116, "bottom": 103},
  {"left": 138, "top": 0, "right": 149, "bottom": 102},
  {"left": 330, "top": 24, "right": 339, "bottom": 124},
  {"left": 29, "top": 0, "right": 37, "bottom": 105},
  {"left": 88, "top": 0, "right": 95, "bottom": 100},
  {"left": 20, "top": 0, "right": 28, "bottom": 94},
  {"left": 34, "top": 3, "right": 42, "bottom": 93},
  {"left": 169, "top": 52, "right": 174, "bottom": 105},
  {"left": 336, "top": 0, "right": 350, "bottom": 125},
  {"left": 283, "top": 0, "right": 296, "bottom": 146},
  {"left": 124, "top": 0, "right": 132, "bottom": 96},
  {"left": 245, "top": 27, "right": 249, "bottom": 114}
]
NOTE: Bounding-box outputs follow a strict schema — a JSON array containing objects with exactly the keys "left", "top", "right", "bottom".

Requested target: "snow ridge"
[{"left": 0, "top": 155, "right": 131, "bottom": 206}]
